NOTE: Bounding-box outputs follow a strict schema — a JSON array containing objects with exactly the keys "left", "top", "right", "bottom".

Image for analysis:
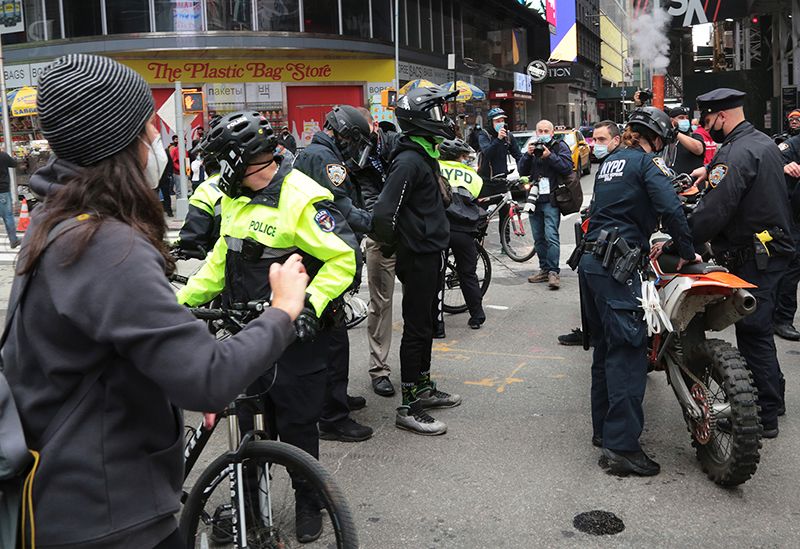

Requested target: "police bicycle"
[
  {"left": 179, "top": 302, "right": 359, "bottom": 548},
  {"left": 477, "top": 175, "right": 536, "bottom": 262}
]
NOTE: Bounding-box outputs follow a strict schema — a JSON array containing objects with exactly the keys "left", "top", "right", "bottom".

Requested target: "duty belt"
[{"left": 582, "top": 240, "right": 598, "bottom": 254}]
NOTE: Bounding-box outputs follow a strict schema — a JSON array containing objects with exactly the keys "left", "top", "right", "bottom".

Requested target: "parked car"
[
  {"left": 554, "top": 128, "right": 592, "bottom": 175},
  {"left": 580, "top": 126, "right": 596, "bottom": 161}
]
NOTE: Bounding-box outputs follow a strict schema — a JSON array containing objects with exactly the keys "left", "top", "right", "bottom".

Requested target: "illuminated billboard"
[
  {"left": 516, "top": 0, "right": 556, "bottom": 34},
  {"left": 549, "top": 0, "right": 576, "bottom": 62}
]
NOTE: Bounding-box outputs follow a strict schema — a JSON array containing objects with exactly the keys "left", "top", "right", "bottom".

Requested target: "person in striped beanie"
[{"left": 3, "top": 54, "right": 308, "bottom": 549}]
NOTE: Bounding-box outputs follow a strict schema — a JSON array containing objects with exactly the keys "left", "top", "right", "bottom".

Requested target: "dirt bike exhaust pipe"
[{"left": 704, "top": 289, "right": 757, "bottom": 331}]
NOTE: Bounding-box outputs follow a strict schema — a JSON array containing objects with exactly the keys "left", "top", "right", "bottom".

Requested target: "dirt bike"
[{"left": 645, "top": 243, "right": 761, "bottom": 486}]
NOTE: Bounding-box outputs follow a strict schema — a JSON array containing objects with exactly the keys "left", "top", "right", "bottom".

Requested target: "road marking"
[
  {"left": 432, "top": 339, "right": 564, "bottom": 360},
  {"left": 465, "top": 362, "right": 526, "bottom": 392},
  {"left": 485, "top": 305, "right": 509, "bottom": 310}
]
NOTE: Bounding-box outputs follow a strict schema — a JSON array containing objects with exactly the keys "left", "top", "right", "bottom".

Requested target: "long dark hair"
[{"left": 17, "top": 126, "right": 175, "bottom": 276}]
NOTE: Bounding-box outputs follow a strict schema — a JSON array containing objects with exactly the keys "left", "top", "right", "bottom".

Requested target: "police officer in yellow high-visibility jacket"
[
  {"left": 438, "top": 138, "right": 486, "bottom": 330},
  {"left": 173, "top": 168, "right": 224, "bottom": 256},
  {"left": 177, "top": 112, "right": 358, "bottom": 542}
]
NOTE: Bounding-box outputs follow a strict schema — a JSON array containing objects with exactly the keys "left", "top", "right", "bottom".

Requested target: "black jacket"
[
  {"left": 372, "top": 136, "right": 450, "bottom": 253},
  {"left": 281, "top": 132, "right": 297, "bottom": 154},
  {"left": 293, "top": 131, "right": 372, "bottom": 234},
  {"left": 517, "top": 139, "right": 574, "bottom": 204},
  {"left": 689, "top": 121, "right": 795, "bottom": 258},
  {"left": 477, "top": 127, "right": 522, "bottom": 178},
  {"left": 351, "top": 128, "right": 400, "bottom": 212},
  {"left": 0, "top": 151, "right": 18, "bottom": 193}
]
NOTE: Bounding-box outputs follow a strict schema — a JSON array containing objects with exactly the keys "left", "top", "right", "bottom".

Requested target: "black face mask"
[
  {"left": 710, "top": 113, "right": 726, "bottom": 142},
  {"left": 369, "top": 132, "right": 379, "bottom": 147}
]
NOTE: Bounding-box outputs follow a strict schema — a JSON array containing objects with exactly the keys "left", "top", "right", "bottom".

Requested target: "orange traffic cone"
[{"left": 17, "top": 199, "right": 30, "bottom": 233}]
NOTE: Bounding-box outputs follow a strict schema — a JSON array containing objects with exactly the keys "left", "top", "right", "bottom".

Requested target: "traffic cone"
[{"left": 17, "top": 199, "right": 30, "bottom": 233}]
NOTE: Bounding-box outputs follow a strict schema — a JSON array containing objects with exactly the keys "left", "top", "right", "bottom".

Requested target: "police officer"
[
  {"left": 294, "top": 104, "right": 374, "bottom": 443},
  {"left": 438, "top": 137, "right": 486, "bottom": 330},
  {"left": 172, "top": 155, "right": 223, "bottom": 257},
  {"left": 582, "top": 107, "right": 699, "bottom": 476},
  {"left": 680, "top": 89, "right": 794, "bottom": 439},
  {"left": 177, "top": 111, "right": 359, "bottom": 542},
  {"left": 775, "top": 132, "right": 800, "bottom": 341},
  {"left": 372, "top": 86, "right": 462, "bottom": 435}
]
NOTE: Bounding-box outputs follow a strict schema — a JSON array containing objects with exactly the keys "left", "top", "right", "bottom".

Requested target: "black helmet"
[
  {"left": 627, "top": 107, "right": 672, "bottom": 140},
  {"left": 438, "top": 138, "right": 473, "bottom": 161},
  {"left": 395, "top": 85, "right": 459, "bottom": 139},
  {"left": 194, "top": 111, "right": 277, "bottom": 198},
  {"left": 324, "top": 105, "right": 373, "bottom": 167}
]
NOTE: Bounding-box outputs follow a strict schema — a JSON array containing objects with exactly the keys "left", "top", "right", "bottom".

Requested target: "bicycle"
[
  {"left": 180, "top": 302, "right": 359, "bottom": 548},
  {"left": 442, "top": 240, "right": 492, "bottom": 314},
  {"left": 477, "top": 176, "right": 536, "bottom": 262}
]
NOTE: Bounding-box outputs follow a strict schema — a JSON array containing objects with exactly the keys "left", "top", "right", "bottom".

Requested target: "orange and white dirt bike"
[{"left": 644, "top": 240, "right": 762, "bottom": 486}]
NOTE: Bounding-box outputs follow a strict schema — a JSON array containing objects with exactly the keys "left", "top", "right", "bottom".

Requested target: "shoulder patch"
[
  {"left": 314, "top": 209, "right": 336, "bottom": 232},
  {"left": 652, "top": 157, "right": 670, "bottom": 176},
  {"left": 326, "top": 164, "right": 347, "bottom": 187},
  {"left": 708, "top": 164, "right": 728, "bottom": 188},
  {"left": 779, "top": 142, "right": 789, "bottom": 151}
]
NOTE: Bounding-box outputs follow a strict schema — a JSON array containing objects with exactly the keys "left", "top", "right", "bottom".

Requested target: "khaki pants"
[{"left": 364, "top": 237, "right": 396, "bottom": 379}]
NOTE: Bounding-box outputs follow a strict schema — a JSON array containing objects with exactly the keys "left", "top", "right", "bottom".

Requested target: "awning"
[{"left": 489, "top": 91, "right": 534, "bottom": 101}]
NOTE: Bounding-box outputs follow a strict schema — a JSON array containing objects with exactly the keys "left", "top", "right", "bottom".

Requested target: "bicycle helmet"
[
  {"left": 193, "top": 111, "right": 277, "bottom": 198},
  {"left": 438, "top": 138, "right": 474, "bottom": 161},
  {"left": 487, "top": 108, "right": 506, "bottom": 121},
  {"left": 395, "top": 85, "right": 459, "bottom": 139},
  {"left": 324, "top": 105, "right": 373, "bottom": 167}
]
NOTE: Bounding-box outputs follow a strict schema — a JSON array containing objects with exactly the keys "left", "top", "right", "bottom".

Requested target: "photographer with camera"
[
  {"left": 664, "top": 106, "right": 705, "bottom": 174},
  {"left": 517, "top": 119, "right": 574, "bottom": 289},
  {"left": 633, "top": 88, "right": 653, "bottom": 107}
]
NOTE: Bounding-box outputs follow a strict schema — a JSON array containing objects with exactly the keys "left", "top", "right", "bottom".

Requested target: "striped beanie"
[{"left": 37, "top": 54, "right": 154, "bottom": 167}]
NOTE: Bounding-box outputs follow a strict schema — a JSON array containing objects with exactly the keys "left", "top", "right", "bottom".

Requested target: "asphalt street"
[{"left": 1, "top": 163, "right": 799, "bottom": 548}]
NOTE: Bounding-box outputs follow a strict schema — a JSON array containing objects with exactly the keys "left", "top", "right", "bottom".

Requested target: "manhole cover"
[{"left": 573, "top": 510, "right": 625, "bottom": 535}]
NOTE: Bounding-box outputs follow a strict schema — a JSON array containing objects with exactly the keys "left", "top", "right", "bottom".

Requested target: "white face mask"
[{"left": 141, "top": 135, "right": 168, "bottom": 189}]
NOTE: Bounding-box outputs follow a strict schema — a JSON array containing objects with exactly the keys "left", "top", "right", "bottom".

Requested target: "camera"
[
  {"left": 638, "top": 88, "right": 653, "bottom": 102},
  {"left": 532, "top": 139, "right": 549, "bottom": 158}
]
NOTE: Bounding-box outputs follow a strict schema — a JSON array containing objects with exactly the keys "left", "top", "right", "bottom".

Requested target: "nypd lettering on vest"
[
  {"left": 248, "top": 219, "right": 277, "bottom": 236},
  {"left": 597, "top": 159, "right": 627, "bottom": 182},
  {"left": 314, "top": 209, "right": 336, "bottom": 232},
  {"left": 440, "top": 166, "right": 474, "bottom": 186}
]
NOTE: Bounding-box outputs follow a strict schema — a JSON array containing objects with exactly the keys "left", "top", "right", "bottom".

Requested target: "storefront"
[
  {"left": 117, "top": 58, "right": 395, "bottom": 148},
  {"left": 488, "top": 91, "right": 535, "bottom": 132}
]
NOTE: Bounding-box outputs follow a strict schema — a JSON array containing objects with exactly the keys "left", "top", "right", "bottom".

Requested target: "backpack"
[
  {"left": 0, "top": 215, "right": 102, "bottom": 549},
  {"left": 548, "top": 142, "right": 583, "bottom": 215}
]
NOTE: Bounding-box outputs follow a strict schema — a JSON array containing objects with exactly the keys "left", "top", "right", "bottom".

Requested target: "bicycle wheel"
[
  {"left": 500, "top": 209, "right": 536, "bottom": 262},
  {"left": 180, "top": 440, "right": 358, "bottom": 548},
  {"left": 442, "top": 242, "right": 492, "bottom": 314}
]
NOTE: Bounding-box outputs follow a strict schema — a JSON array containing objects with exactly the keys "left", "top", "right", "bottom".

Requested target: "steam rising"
[{"left": 630, "top": 8, "right": 671, "bottom": 75}]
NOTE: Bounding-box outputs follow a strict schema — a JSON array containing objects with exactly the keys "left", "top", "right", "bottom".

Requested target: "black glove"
[
  {"left": 666, "top": 127, "right": 679, "bottom": 144},
  {"left": 379, "top": 244, "right": 396, "bottom": 258},
  {"left": 294, "top": 307, "right": 319, "bottom": 344}
]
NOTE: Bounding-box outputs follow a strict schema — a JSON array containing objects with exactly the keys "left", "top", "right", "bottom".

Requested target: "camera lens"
[{"left": 533, "top": 143, "right": 545, "bottom": 158}]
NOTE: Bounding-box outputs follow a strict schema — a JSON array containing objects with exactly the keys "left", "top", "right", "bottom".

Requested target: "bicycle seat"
[{"left": 656, "top": 253, "right": 728, "bottom": 275}]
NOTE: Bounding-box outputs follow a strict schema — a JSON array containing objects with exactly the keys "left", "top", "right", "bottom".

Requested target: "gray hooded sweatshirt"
[{"left": 3, "top": 157, "right": 296, "bottom": 548}]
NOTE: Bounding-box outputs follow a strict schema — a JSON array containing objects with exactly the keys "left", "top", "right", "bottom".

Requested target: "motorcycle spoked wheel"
[{"left": 683, "top": 339, "right": 762, "bottom": 486}]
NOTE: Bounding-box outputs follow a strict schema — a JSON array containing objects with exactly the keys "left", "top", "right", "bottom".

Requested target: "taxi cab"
[{"left": 554, "top": 127, "right": 591, "bottom": 175}]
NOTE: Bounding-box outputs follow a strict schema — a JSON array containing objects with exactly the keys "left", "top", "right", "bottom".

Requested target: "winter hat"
[{"left": 37, "top": 54, "right": 155, "bottom": 167}]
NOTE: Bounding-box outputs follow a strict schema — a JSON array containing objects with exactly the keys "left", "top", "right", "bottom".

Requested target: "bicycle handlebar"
[{"left": 188, "top": 301, "right": 270, "bottom": 321}]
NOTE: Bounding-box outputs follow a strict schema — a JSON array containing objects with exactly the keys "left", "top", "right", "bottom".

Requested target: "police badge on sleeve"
[
  {"left": 779, "top": 142, "right": 789, "bottom": 151},
  {"left": 314, "top": 209, "right": 336, "bottom": 232},
  {"left": 652, "top": 157, "right": 670, "bottom": 176},
  {"left": 708, "top": 165, "right": 728, "bottom": 188},
  {"left": 326, "top": 164, "right": 347, "bottom": 187}
]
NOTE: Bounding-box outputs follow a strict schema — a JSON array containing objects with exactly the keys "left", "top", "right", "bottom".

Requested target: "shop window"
[
  {"left": 257, "top": 0, "right": 300, "bottom": 31},
  {"left": 107, "top": 0, "right": 151, "bottom": 34},
  {"left": 420, "top": 0, "right": 431, "bottom": 51},
  {"left": 371, "top": 0, "right": 391, "bottom": 42},
  {"left": 431, "top": 0, "right": 442, "bottom": 53},
  {"left": 406, "top": 0, "right": 419, "bottom": 48},
  {"left": 18, "top": 0, "right": 46, "bottom": 42},
  {"left": 207, "top": 0, "right": 253, "bottom": 30},
  {"left": 63, "top": 0, "right": 102, "bottom": 37},
  {"left": 303, "top": 0, "right": 338, "bottom": 34},
  {"left": 342, "top": 0, "right": 369, "bottom": 37},
  {"left": 155, "top": 0, "right": 203, "bottom": 32}
]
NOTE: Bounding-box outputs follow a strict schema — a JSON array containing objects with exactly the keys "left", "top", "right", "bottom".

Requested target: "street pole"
[
  {"left": 0, "top": 39, "right": 18, "bottom": 197},
  {"left": 175, "top": 81, "right": 189, "bottom": 220},
  {"left": 394, "top": 0, "right": 400, "bottom": 130}
]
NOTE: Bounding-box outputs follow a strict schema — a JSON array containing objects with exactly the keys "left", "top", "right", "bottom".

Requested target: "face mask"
[
  {"left": 141, "top": 135, "right": 168, "bottom": 189},
  {"left": 678, "top": 119, "right": 691, "bottom": 132},
  {"left": 710, "top": 113, "right": 726, "bottom": 142},
  {"left": 691, "top": 125, "right": 698, "bottom": 132},
  {"left": 494, "top": 122, "right": 505, "bottom": 133},
  {"left": 540, "top": 134, "right": 552, "bottom": 143},
  {"left": 593, "top": 144, "right": 609, "bottom": 160},
  {"left": 461, "top": 158, "right": 471, "bottom": 166}
]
